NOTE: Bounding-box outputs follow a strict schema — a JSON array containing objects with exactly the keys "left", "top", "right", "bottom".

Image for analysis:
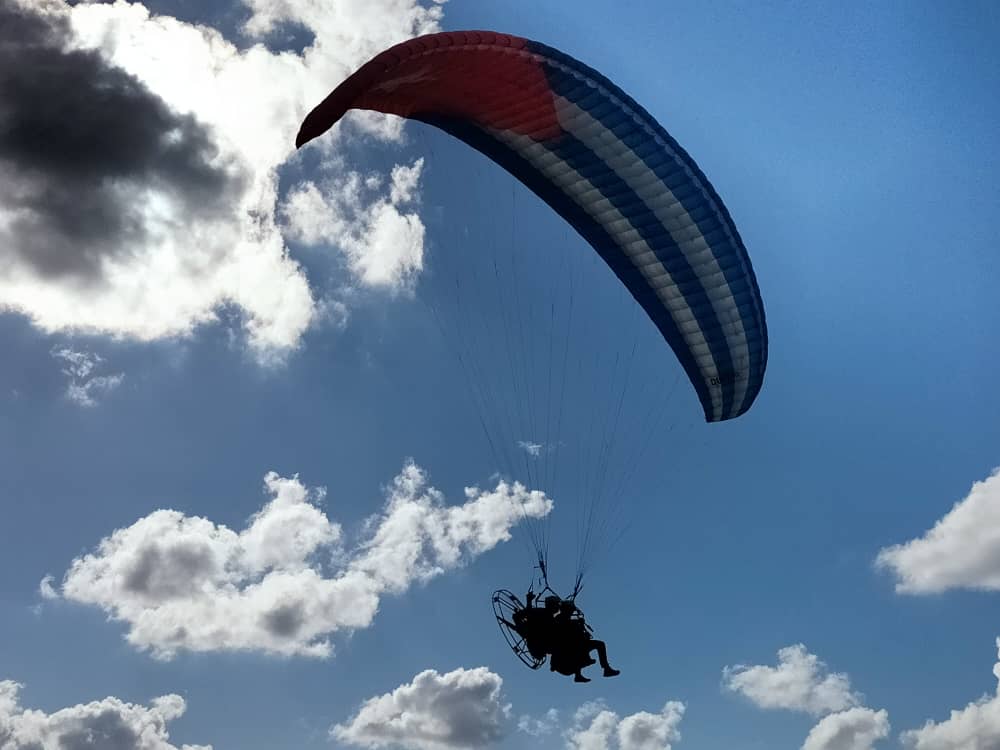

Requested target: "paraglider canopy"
[{"left": 297, "top": 30, "right": 768, "bottom": 423}]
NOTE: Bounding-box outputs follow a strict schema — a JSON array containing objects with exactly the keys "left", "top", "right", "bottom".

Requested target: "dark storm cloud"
[{"left": 0, "top": 1, "right": 244, "bottom": 282}]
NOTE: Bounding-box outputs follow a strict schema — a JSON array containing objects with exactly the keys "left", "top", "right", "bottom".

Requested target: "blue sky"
[{"left": 1, "top": 1, "right": 999, "bottom": 749}]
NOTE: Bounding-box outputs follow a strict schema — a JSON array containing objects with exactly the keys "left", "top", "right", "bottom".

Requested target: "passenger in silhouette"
[
  {"left": 550, "top": 599, "right": 619, "bottom": 682},
  {"left": 513, "top": 594, "right": 620, "bottom": 683}
]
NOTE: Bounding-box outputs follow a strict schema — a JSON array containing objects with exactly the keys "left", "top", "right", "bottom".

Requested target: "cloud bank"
[
  {"left": 0, "top": 680, "right": 208, "bottom": 750},
  {"left": 1, "top": 0, "right": 444, "bottom": 357},
  {"left": 802, "top": 708, "right": 889, "bottom": 750},
  {"left": 723, "top": 644, "right": 860, "bottom": 716},
  {"left": 565, "top": 700, "right": 686, "bottom": 750},
  {"left": 723, "top": 645, "right": 890, "bottom": 750},
  {"left": 332, "top": 667, "right": 508, "bottom": 750},
  {"left": 51, "top": 461, "right": 550, "bottom": 659},
  {"left": 876, "top": 467, "right": 1000, "bottom": 594}
]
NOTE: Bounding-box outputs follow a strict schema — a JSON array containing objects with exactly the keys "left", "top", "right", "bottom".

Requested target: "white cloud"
[
  {"left": 518, "top": 708, "right": 559, "bottom": 738},
  {"left": 283, "top": 159, "right": 426, "bottom": 291},
  {"left": 616, "top": 704, "right": 686, "bottom": 750},
  {"left": 802, "top": 708, "right": 889, "bottom": 750},
  {"left": 66, "top": 373, "right": 126, "bottom": 407},
  {"left": 314, "top": 296, "right": 351, "bottom": 330},
  {"left": 51, "top": 347, "right": 100, "bottom": 381},
  {"left": 331, "top": 667, "right": 508, "bottom": 750},
  {"left": 724, "top": 646, "right": 893, "bottom": 750},
  {"left": 518, "top": 441, "right": 543, "bottom": 457},
  {"left": 567, "top": 705, "right": 619, "bottom": 750},
  {"left": 565, "top": 700, "right": 685, "bottom": 750},
  {"left": 51, "top": 347, "right": 125, "bottom": 407},
  {"left": 901, "top": 637, "right": 1000, "bottom": 749},
  {"left": 239, "top": 0, "right": 444, "bottom": 68},
  {"left": 876, "top": 468, "right": 1000, "bottom": 594},
  {"left": 1, "top": 0, "right": 444, "bottom": 358},
  {"left": 38, "top": 575, "right": 58, "bottom": 600},
  {"left": 54, "top": 461, "right": 550, "bottom": 659},
  {"left": 723, "top": 644, "right": 860, "bottom": 716},
  {"left": 0, "top": 679, "right": 209, "bottom": 750}
]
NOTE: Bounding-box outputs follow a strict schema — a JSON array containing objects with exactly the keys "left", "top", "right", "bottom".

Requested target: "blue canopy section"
[
  {"left": 417, "top": 38, "right": 767, "bottom": 421},
  {"left": 522, "top": 39, "right": 768, "bottom": 421}
]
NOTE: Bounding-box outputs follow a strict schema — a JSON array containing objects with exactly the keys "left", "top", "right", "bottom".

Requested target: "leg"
[
  {"left": 588, "top": 639, "right": 611, "bottom": 669},
  {"left": 587, "top": 639, "right": 620, "bottom": 677}
]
